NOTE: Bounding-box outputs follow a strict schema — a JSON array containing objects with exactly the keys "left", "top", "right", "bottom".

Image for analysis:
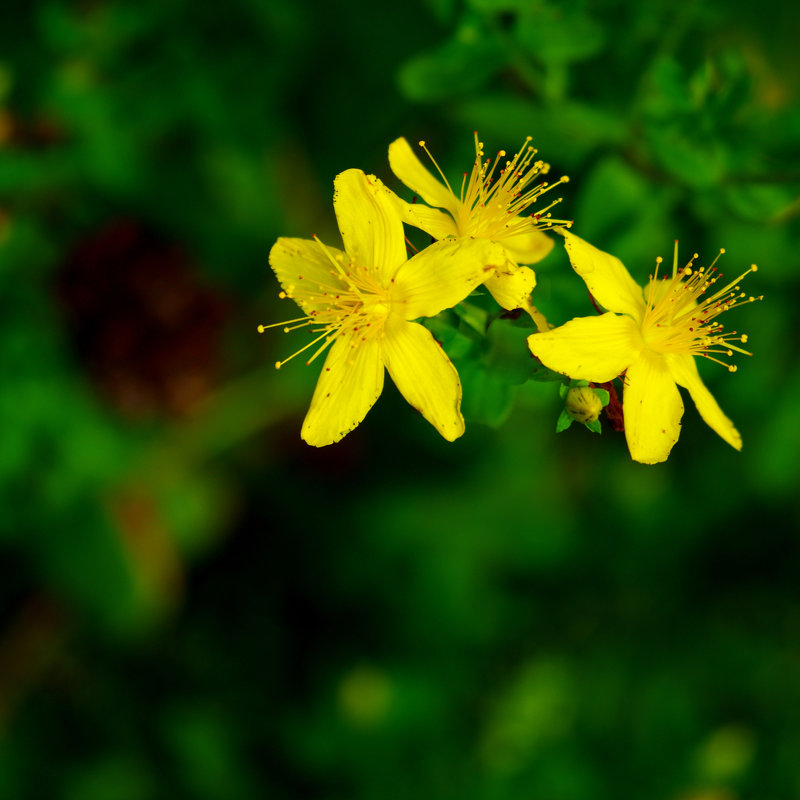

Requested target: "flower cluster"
[{"left": 261, "top": 134, "right": 761, "bottom": 464}]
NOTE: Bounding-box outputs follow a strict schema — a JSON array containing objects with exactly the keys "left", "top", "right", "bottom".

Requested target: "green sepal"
[
  {"left": 585, "top": 419, "right": 602, "bottom": 435},
  {"left": 594, "top": 388, "right": 610, "bottom": 407},
  {"left": 555, "top": 409, "right": 573, "bottom": 433},
  {"left": 560, "top": 379, "right": 588, "bottom": 398}
]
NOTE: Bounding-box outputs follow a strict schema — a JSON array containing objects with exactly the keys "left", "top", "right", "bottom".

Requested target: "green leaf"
[
  {"left": 723, "top": 184, "right": 797, "bottom": 223},
  {"left": 515, "top": 5, "right": 605, "bottom": 66},
  {"left": 204, "top": 148, "right": 281, "bottom": 236},
  {"left": 423, "top": 314, "right": 478, "bottom": 360},
  {"left": 484, "top": 320, "right": 535, "bottom": 385},
  {"left": 643, "top": 56, "right": 694, "bottom": 117},
  {"left": 646, "top": 125, "right": 727, "bottom": 188},
  {"left": 575, "top": 156, "right": 652, "bottom": 241},
  {"left": 397, "top": 25, "right": 506, "bottom": 102},
  {"left": 529, "top": 361, "right": 566, "bottom": 383},
  {"left": 454, "top": 300, "right": 490, "bottom": 335},
  {"left": 688, "top": 59, "right": 715, "bottom": 108},
  {"left": 457, "top": 360, "right": 515, "bottom": 427},
  {"left": 422, "top": 0, "right": 458, "bottom": 22},
  {"left": 712, "top": 219, "right": 792, "bottom": 277},
  {"left": 63, "top": 754, "right": 156, "bottom": 800},
  {"left": 452, "top": 96, "right": 627, "bottom": 168},
  {"left": 466, "top": 0, "right": 531, "bottom": 10},
  {"left": 37, "top": 501, "right": 147, "bottom": 635},
  {"left": 156, "top": 469, "right": 232, "bottom": 557},
  {"left": 574, "top": 155, "right": 678, "bottom": 271}
]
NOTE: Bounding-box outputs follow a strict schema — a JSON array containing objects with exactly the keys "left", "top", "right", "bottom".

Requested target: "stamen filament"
[
  {"left": 274, "top": 327, "right": 333, "bottom": 370},
  {"left": 418, "top": 139, "right": 456, "bottom": 197},
  {"left": 313, "top": 236, "right": 367, "bottom": 302},
  {"left": 641, "top": 247, "right": 761, "bottom": 372},
  {"left": 258, "top": 316, "right": 309, "bottom": 332}
]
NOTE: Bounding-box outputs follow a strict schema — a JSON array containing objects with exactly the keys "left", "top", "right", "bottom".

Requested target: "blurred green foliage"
[{"left": 0, "top": 0, "right": 798, "bottom": 798}]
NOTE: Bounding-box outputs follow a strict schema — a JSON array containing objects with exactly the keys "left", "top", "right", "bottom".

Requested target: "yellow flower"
[
  {"left": 388, "top": 133, "right": 571, "bottom": 311},
  {"left": 527, "top": 231, "right": 761, "bottom": 464},
  {"left": 263, "top": 169, "right": 503, "bottom": 447}
]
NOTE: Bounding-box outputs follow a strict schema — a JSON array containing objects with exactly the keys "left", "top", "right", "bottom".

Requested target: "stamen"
[
  {"left": 257, "top": 316, "right": 310, "bottom": 332},
  {"left": 429, "top": 132, "right": 571, "bottom": 240},
  {"left": 265, "top": 238, "right": 398, "bottom": 375},
  {"left": 640, "top": 247, "right": 762, "bottom": 371},
  {"left": 305, "top": 334, "right": 337, "bottom": 366},
  {"left": 274, "top": 328, "right": 334, "bottom": 370},
  {"left": 418, "top": 140, "right": 456, "bottom": 196},
  {"left": 313, "top": 235, "right": 366, "bottom": 301},
  {"left": 672, "top": 240, "right": 678, "bottom": 279},
  {"left": 702, "top": 262, "right": 758, "bottom": 306}
]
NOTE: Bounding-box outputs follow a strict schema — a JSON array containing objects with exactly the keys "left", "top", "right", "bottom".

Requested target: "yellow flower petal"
[
  {"left": 301, "top": 330, "right": 384, "bottom": 447},
  {"left": 388, "top": 137, "right": 460, "bottom": 214},
  {"left": 666, "top": 353, "right": 742, "bottom": 451},
  {"left": 623, "top": 350, "right": 684, "bottom": 464},
  {"left": 561, "top": 230, "right": 645, "bottom": 320},
  {"left": 501, "top": 227, "right": 554, "bottom": 265},
  {"left": 391, "top": 198, "right": 459, "bottom": 241},
  {"left": 269, "top": 237, "right": 349, "bottom": 315},
  {"left": 333, "top": 169, "right": 407, "bottom": 283},
  {"left": 382, "top": 316, "right": 465, "bottom": 441},
  {"left": 484, "top": 265, "right": 537, "bottom": 311},
  {"left": 392, "top": 238, "right": 500, "bottom": 320},
  {"left": 527, "top": 313, "right": 642, "bottom": 382}
]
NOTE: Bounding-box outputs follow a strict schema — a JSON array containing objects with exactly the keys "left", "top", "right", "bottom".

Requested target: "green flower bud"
[{"left": 565, "top": 385, "right": 604, "bottom": 424}]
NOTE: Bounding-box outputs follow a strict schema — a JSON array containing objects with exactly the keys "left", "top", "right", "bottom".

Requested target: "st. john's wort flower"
[
  {"left": 262, "top": 169, "right": 504, "bottom": 446},
  {"left": 527, "top": 231, "right": 761, "bottom": 464},
  {"left": 388, "top": 133, "right": 571, "bottom": 311}
]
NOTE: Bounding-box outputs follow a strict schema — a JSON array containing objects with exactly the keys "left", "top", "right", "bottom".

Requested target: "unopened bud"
[{"left": 565, "top": 386, "right": 604, "bottom": 424}]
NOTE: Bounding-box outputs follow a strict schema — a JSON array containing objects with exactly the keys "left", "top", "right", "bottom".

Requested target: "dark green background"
[{"left": 0, "top": 0, "right": 798, "bottom": 797}]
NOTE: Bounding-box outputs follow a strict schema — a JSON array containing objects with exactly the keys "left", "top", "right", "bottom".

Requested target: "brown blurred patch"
[
  {"left": 109, "top": 486, "right": 185, "bottom": 615},
  {"left": 56, "top": 219, "right": 229, "bottom": 420},
  {"left": 0, "top": 109, "right": 67, "bottom": 149},
  {"left": 0, "top": 596, "right": 65, "bottom": 730}
]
